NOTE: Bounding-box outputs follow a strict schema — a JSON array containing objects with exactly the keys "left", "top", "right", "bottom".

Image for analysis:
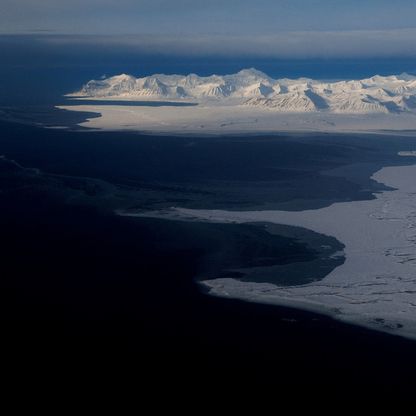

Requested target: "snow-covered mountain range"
[{"left": 71, "top": 68, "right": 416, "bottom": 114}]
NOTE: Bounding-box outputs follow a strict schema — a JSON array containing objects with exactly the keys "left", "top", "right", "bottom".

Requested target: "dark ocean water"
[
  {"left": 4, "top": 57, "right": 416, "bottom": 105},
  {"left": 2, "top": 34, "right": 416, "bottom": 106},
  {"left": 2, "top": 116, "right": 416, "bottom": 396},
  {"left": 3, "top": 38, "right": 416, "bottom": 393}
]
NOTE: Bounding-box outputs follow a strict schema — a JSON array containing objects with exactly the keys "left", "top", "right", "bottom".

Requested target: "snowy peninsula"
[{"left": 60, "top": 68, "right": 416, "bottom": 133}]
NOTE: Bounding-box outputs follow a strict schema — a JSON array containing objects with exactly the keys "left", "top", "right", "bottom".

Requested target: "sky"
[{"left": 1, "top": 0, "right": 416, "bottom": 59}]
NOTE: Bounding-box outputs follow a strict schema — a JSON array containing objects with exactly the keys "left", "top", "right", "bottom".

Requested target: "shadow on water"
[{"left": 2, "top": 119, "right": 416, "bottom": 395}]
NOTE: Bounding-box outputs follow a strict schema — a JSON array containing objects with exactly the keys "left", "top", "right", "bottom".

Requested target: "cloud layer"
[
  {"left": 2, "top": 1, "right": 416, "bottom": 59},
  {"left": 34, "top": 29, "right": 416, "bottom": 59}
]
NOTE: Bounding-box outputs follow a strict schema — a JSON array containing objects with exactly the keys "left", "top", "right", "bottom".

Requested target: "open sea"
[
  {"left": 2, "top": 40, "right": 416, "bottom": 395},
  {"left": 1, "top": 114, "right": 416, "bottom": 395}
]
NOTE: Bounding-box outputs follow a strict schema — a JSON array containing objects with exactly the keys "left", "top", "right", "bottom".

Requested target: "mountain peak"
[
  {"left": 72, "top": 70, "right": 416, "bottom": 114},
  {"left": 237, "top": 68, "right": 269, "bottom": 77}
]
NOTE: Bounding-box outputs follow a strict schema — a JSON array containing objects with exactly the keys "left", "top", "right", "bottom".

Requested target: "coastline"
[
  {"left": 3, "top": 114, "right": 416, "bottom": 338},
  {"left": 3, "top": 115, "right": 416, "bottom": 390},
  {"left": 122, "top": 162, "right": 416, "bottom": 339},
  {"left": 57, "top": 103, "right": 416, "bottom": 135}
]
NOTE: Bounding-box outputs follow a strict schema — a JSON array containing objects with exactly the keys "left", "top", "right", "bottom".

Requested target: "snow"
[
  {"left": 118, "top": 163, "right": 416, "bottom": 339},
  {"left": 69, "top": 69, "right": 416, "bottom": 115},
  {"left": 59, "top": 69, "right": 416, "bottom": 338},
  {"left": 59, "top": 69, "right": 416, "bottom": 133},
  {"left": 57, "top": 103, "right": 416, "bottom": 134}
]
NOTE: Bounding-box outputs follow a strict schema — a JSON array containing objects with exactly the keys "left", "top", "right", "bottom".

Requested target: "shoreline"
[
  {"left": 4, "top": 106, "right": 416, "bottom": 138},
  {"left": 56, "top": 103, "right": 416, "bottom": 136},
  {"left": 198, "top": 163, "right": 416, "bottom": 339},
  {"left": 121, "top": 161, "right": 416, "bottom": 339}
]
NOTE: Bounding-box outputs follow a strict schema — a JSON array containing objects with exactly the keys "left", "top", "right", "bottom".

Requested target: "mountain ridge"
[{"left": 70, "top": 68, "right": 416, "bottom": 114}]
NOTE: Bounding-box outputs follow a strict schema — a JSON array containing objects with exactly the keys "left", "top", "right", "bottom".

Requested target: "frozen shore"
[
  {"left": 120, "top": 162, "right": 416, "bottom": 339},
  {"left": 57, "top": 103, "right": 416, "bottom": 134}
]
